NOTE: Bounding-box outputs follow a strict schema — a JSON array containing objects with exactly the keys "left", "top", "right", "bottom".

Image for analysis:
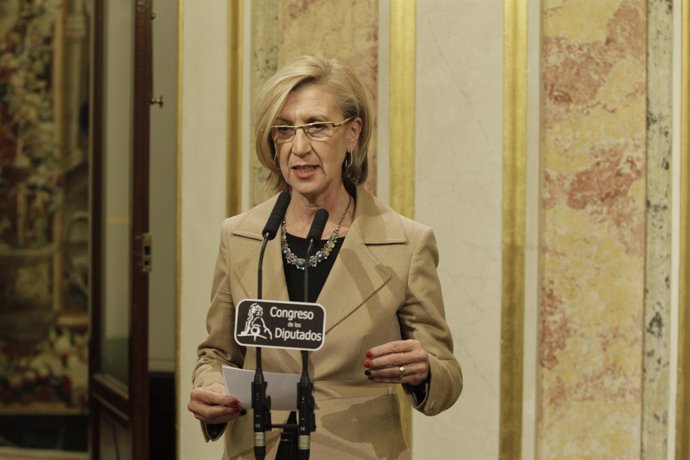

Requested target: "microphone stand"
[
  {"left": 253, "top": 236, "right": 273, "bottom": 460},
  {"left": 277, "top": 211, "right": 324, "bottom": 459},
  {"left": 255, "top": 232, "right": 300, "bottom": 459},
  {"left": 296, "top": 237, "right": 318, "bottom": 460},
  {"left": 252, "top": 199, "right": 321, "bottom": 459},
  {"left": 248, "top": 192, "right": 294, "bottom": 459}
]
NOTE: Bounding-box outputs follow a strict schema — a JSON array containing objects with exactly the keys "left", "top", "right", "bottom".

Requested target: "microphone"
[
  {"left": 298, "top": 209, "right": 328, "bottom": 460},
  {"left": 304, "top": 209, "right": 328, "bottom": 303},
  {"left": 253, "top": 191, "right": 290, "bottom": 460},
  {"left": 258, "top": 192, "right": 290, "bottom": 299},
  {"left": 306, "top": 209, "right": 329, "bottom": 243},
  {"left": 263, "top": 191, "right": 291, "bottom": 240}
]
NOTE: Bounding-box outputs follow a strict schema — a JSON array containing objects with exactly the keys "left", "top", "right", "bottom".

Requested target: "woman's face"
[{"left": 273, "top": 83, "right": 361, "bottom": 202}]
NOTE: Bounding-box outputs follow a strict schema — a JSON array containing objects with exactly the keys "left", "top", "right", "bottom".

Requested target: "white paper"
[{"left": 222, "top": 365, "right": 300, "bottom": 411}]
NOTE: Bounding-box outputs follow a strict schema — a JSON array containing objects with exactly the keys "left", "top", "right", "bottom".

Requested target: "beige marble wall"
[
  {"left": 415, "top": 1, "right": 504, "bottom": 458},
  {"left": 539, "top": 0, "right": 647, "bottom": 457},
  {"left": 178, "top": 1, "right": 228, "bottom": 458}
]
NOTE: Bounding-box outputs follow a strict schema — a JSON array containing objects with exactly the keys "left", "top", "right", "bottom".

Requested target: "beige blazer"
[{"left": 193, "top": 186, "right": 462, "bottom": 459}]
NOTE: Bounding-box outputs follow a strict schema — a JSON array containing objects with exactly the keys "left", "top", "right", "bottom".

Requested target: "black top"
[{"left": 282, "top": 233, "right": 345, "bottom": 303}]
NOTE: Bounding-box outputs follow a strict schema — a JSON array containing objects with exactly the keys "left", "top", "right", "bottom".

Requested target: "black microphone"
[
  {"left": 304, "top": 209, "right": 329, "bottom": 306},
  {"left": 306, "top": 209, "right": 328, "bottom": 242},
  {"left": 263, "top": 191, "right": 291, "bottom": 240},
  {"left": 253, "top": 191, "right": 290, "bottom": 460},
  {"left": 298, "top": 209, "right": 328, "bottom": 460},
  {"left": 258, "top": 192, "right": 290, "bottom": 300}
]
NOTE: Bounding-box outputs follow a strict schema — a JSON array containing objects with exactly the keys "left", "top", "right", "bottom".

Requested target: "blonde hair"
[{"left": 254, "top": 55, "right": 373, "bottom": 193}]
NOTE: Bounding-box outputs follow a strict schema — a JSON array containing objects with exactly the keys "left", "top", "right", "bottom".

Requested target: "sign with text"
[{"left": 234, "top": 299, "right": 326, "bottom": 351}]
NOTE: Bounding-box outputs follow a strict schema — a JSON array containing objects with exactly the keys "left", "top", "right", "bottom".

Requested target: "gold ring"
[{"left": 399, "top": 365, "right": 405, "bottom": 377}]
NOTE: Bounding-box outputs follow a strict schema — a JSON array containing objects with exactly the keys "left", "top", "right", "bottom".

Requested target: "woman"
[{"left": 188, "top": 55, "right": 462, "bottom": 459}]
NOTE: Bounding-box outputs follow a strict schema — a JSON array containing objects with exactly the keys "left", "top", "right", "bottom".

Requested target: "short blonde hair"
[{"left": 254, "top": 55, "right": 373, "bottom": 193}]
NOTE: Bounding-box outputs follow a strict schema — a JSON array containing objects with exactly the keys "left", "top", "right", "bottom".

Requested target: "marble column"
[{"left": 539, "top": 0, "right": 647, "bottom": 457}]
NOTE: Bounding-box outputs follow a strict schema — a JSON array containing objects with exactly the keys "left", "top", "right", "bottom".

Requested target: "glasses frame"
[{"left": 271, "top": 117, "right": 353, "bottom": 143}]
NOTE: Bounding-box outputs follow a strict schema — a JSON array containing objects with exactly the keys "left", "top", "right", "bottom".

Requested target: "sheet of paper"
[{"left": 222, "top": 365, "right": 300, "bottom": 411}]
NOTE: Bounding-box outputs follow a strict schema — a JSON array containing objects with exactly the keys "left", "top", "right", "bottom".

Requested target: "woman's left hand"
[{"left": 363, "top": 339, "right": 430, "bottom": 386}]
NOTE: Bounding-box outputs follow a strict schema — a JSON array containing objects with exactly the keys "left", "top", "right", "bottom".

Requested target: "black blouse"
[{"left": 282, "top": 233, "right": 345, "bottom": 303}]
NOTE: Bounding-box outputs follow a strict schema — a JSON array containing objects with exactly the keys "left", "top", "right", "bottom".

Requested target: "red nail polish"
[
  {"left": 366, "top": 351, "right": 373, "bottom": 358},
  {"left": 363, "top": 359, "right": 371, "bottom": 368}
]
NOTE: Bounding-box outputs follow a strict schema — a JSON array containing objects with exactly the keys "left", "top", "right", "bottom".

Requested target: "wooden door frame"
[
  {"left": 130, "top": 1, "right": 152, "bottom": 457},
  {"left": 88, "top": 0, "right": 152, "bottom": 458}
]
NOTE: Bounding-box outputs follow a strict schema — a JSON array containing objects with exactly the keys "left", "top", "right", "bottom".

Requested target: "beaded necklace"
[{"left": 281, "top": 196, "right": 352, "bottom": 270}]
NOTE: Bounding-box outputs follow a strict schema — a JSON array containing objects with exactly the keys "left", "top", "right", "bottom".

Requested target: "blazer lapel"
[
  {"left": 229, "top": 195, "right": 290, "bottom": 303},
  {"left": 260, "top": 239, "right": 289, "bottom": 301},
  {"left": 316, "top": 186, "right": 406, "bottom": 333},
  {"left": 317, "top": 227, "right": 390, "bottom": 333}
]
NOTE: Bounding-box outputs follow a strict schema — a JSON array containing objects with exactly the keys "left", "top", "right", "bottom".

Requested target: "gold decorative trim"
[
  {"left": 227, "top": 1, "right": 243, "bottom": 217},
  {"left": 389, "top": 0, "right": 415, "bottom": 219},
  {"left": 677, "top": 2, "right": 689, "bottom": 458},
  {"left": 501, "top": 0, "right": 527, "bottom": 459},
  {"left": 175, "top": 0, "right": 183, "bottom": 450},
  {"left": 389, "top": 0, "right": 415, "bottom": 446}
]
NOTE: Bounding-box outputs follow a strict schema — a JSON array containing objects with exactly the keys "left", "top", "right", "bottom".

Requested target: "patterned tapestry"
[{"left": 0, "top": 0, "right": 89, "bottom": 433}]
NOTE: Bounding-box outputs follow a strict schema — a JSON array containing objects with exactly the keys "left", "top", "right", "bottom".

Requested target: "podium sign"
[{"left": 234, "top": 299, "right": 326, "bottom": 351}]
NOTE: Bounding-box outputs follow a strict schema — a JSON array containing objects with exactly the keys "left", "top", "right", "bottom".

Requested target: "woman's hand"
[
  {"left": 188, "top": 382, "right": 245, "bottom": 424},
  {"left": 363, "top": 339, "right": 430, "bottom": 386}
]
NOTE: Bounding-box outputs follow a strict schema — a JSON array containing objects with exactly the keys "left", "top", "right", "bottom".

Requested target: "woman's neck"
[{"left": 285, "top": 187, "right": 354, "bottom": 238}]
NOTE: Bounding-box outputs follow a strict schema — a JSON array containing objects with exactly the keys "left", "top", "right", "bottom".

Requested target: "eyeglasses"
[{"left": 271, "top": 117, "right": 352, "bottom": 143}]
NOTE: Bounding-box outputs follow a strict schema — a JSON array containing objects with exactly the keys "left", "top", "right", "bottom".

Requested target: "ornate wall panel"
[{"left": 539, "top": 0, "right": 647, "bottom": 457}]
